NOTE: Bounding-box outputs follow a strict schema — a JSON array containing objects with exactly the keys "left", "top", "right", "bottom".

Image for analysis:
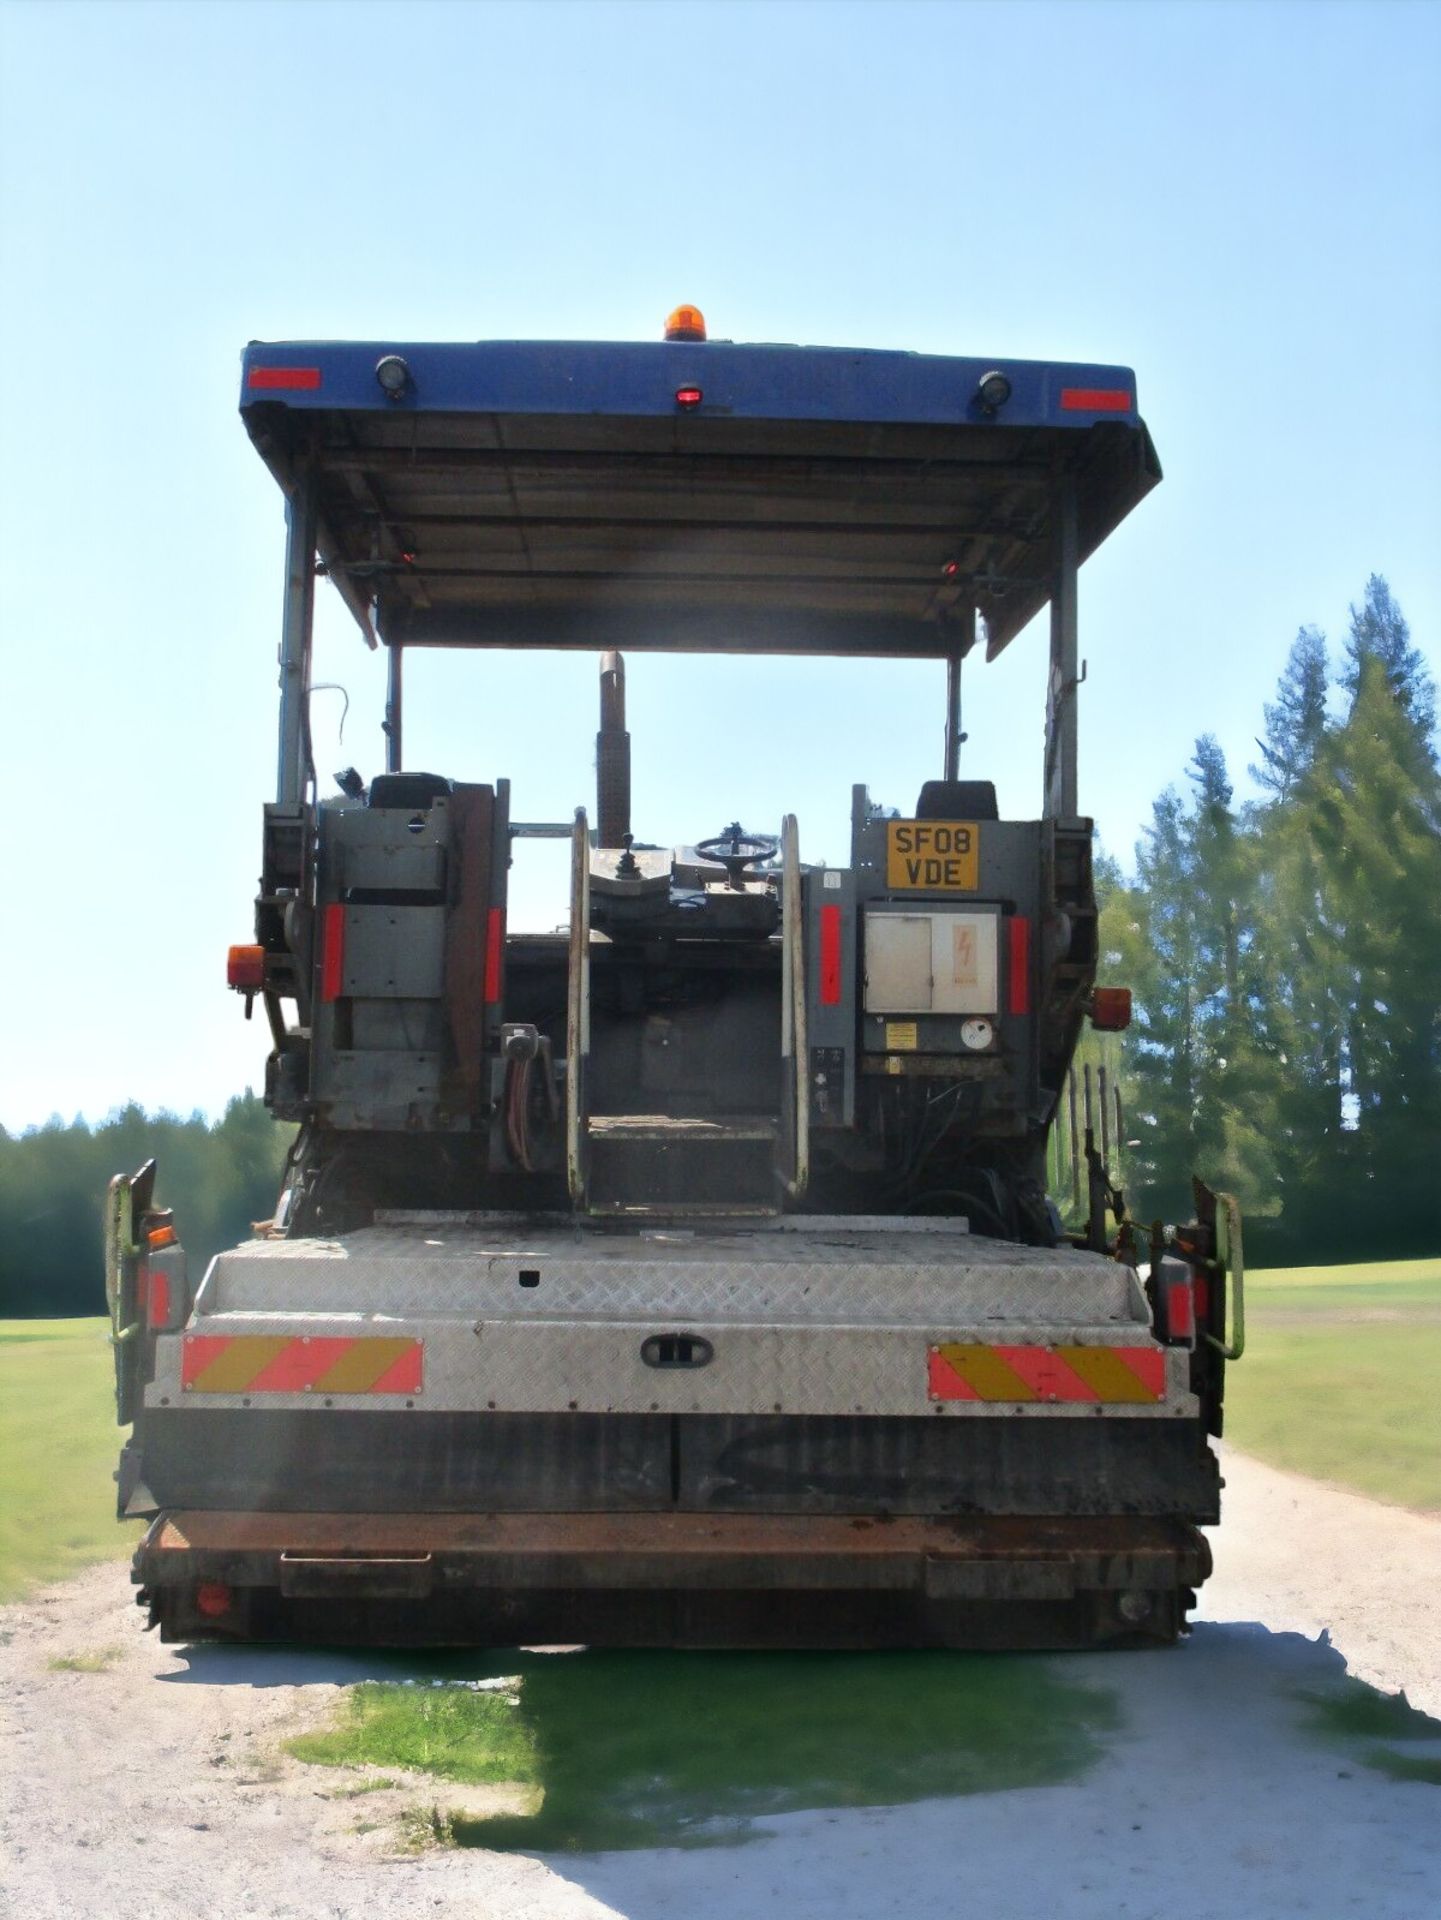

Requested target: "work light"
[{"left": 375, "top": 353, "right": 411, "bottom": 399}]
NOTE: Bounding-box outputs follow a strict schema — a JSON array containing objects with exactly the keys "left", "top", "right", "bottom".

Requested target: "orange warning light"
[{"left": 664, "top": 304, "right": 707, "bottom": 342}]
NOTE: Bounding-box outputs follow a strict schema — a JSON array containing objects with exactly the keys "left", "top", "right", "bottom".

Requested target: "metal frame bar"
[
  {"left": 566, "top": 810, "right": 591, "bottom": 1209},
  {"left": 942, "top": 602, "right": 975, "bottom": 780},
  {"left": 276, "top": 468, "right": 319, "bottom": 808},
  {"left": 384, "top": 644, "right": 403, "bottom": 773},
  {"left": 1043, "top": 471, "right": 1079, "bottom": 818}
]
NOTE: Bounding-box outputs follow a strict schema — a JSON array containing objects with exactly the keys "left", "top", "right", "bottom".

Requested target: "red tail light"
[
  {"left": 1008, "top": 916, "right": 1031, "bottom": 1016},
  {"left": 818, "top": 905, "right": 843, "bottom": 1005},
  {"left": 483, "top": 908, "right": 506, "bottom": 1004},
  {"left": 195, "top": 1582, "right": 233, "bottom": 1618},
  {"left": 1060, "top": 387, "right": 1131, "bottom": 412},
  {"left": 146, "top": 1267, "right": 172, "bottom": 1327},
  {"left": 1090, "top": 986, "right": 1132, "bottom": 1031},
  {"left": 320, "top": 903, "right": 346, "bottom": 1003},
  {"left": 1166, "top": 1276, "right": 1195, "bottom": 1344},
  {"left": 247, "top": 366, "right": 321, "bottom": 391}
]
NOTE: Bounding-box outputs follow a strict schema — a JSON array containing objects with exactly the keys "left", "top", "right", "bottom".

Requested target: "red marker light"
[
  {"left": 247, "top": 366, "right": 322, "bottom": 391},
  {"left": 1090, "top": 986, "right": 1132, "bottom": 1031},
  {"left": 195, "top": 1582, "right": 233, "bottom": 1619},
  {"left": 1060, "top": 387, "right": 1132, "bottom": 412},
  {"left": 942, "top": 561, "right": 960, "bottom": 578},
  {"left": 675, "top": 387, "right": 703, "bottom": 409}
]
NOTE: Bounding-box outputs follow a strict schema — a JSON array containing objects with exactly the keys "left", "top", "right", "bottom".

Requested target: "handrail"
[
  {"left": 565, "top": 809, "right": 591, "bottom": 1208},
  {"left": 1204, "top": 1190, "right": 1245, "bottom": 1361},
  {"left": 779, "top": 814, "right": 808, "bottom": 1199}
]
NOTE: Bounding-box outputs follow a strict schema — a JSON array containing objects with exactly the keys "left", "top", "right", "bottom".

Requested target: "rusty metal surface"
[
  {"left": 138, "top": 1508, "right": 1209, "bottom": 1647},
  {"left": 144, "top": 1508, "right": 1208, "bottom": 1580}
]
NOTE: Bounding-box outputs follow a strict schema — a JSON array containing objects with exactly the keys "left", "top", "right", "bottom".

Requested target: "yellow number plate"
[{"left": 886, "top": 821, "right": 980, "bottom": 891}]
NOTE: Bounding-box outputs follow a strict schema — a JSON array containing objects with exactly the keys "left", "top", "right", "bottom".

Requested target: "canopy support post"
[
  {"left": 1044, "top": 473, "right": 1079, "bottom": 819},
  {"left": 943, "top": 602, "right": 975, "bottom": 781},
  {"left": 384, "top": 643, "right": 404, "bottom": 773},
  {"left": 276, "top": 465, "right": 318, "bottom": 809}
]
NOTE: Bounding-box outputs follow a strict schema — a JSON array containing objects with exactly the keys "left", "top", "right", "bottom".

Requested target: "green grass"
[
  {"left": 0, "top": 1318, "right": 141, "bottom": 1603},
  {"left": 288, "top": 1682, "right": 535, "bottom": 1787},
  {"left": 47, "top": 1646, "right": 123, "bottom": 1672},
  {"left": 287, "top": 1650, "right": 1120, "bottom": 1852},
  {"left": 1225, "top": 1259, "right": 1441, "bottom": 1511},
  {"left": 1293, "top": 1675, "right": 1441, "bottom": 1788}
]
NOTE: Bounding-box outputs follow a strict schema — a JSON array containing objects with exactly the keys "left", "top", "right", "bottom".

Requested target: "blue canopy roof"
[{"left": 240, "top": 337, "right": 1160, "bottom": 658}]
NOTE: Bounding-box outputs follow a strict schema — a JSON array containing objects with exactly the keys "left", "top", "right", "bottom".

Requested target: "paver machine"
[{"left": 107, "top": 307, "right": 1243, "bottom": 1647}]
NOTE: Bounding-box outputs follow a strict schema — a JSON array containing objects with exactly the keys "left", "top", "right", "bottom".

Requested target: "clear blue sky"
[{"left": 1, "top": 0, "right": 1437, "bottom": 1132}]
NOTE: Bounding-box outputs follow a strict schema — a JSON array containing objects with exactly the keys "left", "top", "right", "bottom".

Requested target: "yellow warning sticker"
[
  {"left": 884, "top": 1020, "right": 919, "bottom": 1051},
  {"left": 886, "top": 821, "right": 980, "bottom": 891}
]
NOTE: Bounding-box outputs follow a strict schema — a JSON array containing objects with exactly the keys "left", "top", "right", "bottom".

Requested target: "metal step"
[
  {"left": 587, "top": 1114, "right": 778, "bottom": 1144},
  {"left": 582, "top": 1199, "right": 779, "bottom": 1221}
]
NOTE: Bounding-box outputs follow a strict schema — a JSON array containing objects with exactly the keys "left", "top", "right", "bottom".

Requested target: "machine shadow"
[
  {"left": 523, "top": 1623, "right": 1440, "bottom": 1920},
  {"left": 442, "top": 1645, "right": 1123, "bottom": 1852}
]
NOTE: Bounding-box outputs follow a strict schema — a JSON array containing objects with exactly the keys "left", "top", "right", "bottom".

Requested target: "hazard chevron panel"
[
  {"left": 928, "top": 1343, "right": 1165, "bottom": 1404},
  {"left": 180, "top": 1335, "right": 423, "bottom": 1395}
]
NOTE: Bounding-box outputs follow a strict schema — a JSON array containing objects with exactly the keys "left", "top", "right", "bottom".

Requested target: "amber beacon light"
[{"left": 664, "top": 304, "right": 707, "bottom": 342}]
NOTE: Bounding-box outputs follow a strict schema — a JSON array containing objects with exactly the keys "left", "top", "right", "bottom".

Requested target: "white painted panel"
[
  {"left": 863, "top": 914, "right": 933, "bottom": 1012},
  {"left": 929, "top": 912, "right": 998, "bottom": 1014}
]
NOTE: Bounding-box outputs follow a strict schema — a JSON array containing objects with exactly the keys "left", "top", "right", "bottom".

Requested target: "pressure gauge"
[{"left": 960, "top": 1018, "right": 994, "bottom": 1051}]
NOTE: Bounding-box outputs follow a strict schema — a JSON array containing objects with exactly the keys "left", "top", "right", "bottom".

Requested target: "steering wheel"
[{"left": 695, "top": 822, "right": 780, "bottom": 889}]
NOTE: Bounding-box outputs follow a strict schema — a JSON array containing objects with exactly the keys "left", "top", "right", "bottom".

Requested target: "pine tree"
[
  {"left": 1123, "top": 786, "right": 1202, "bottom": 1219},
  {"left": 1342, "top": 574, "right": 1436, "bottom": 754},
  {"left": 1305, "top": 654, "right": 1441, "bottom": 1250},
  {"left": 1250, "top": 625, "right": 1328, "bottom": 800}
]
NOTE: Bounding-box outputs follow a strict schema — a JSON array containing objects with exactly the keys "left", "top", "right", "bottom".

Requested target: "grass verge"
[
  {"left": 1226, "top": 1260, "right": 1441, "bottom": 1511},
  {"left": 0, "top": 1318, "right": 140, "bottom": 1603},
  {"left": 1294, "top": 1674, "right": 1441, "bottom": 1787}
]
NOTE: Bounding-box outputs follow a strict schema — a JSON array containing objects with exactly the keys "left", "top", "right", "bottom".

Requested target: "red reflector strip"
[
  {"left": 483, "top": 907, "right": 505, "bottom": 1003},
  {"left": 181, "top": 1334, "right": 423, "bottom": 1395},
  {"left": 1167, "top": 1278, "right": 1195, "bottom": 1342},
  {"left": 1060, "top": 386, "right": 1131, "bottom": 412},
  {"left": 247, "top": 366, "right": 322, "bottom": 391},
  {"left": 146, "top": 1267, "right": 171, "bottom": 1327},
  {"left": 319, "top": 903, "right": 345, "bottom": 1003},
  {"left": 1008, "top": 915, "right": 1031, "bottom": 1016},
  {"left": 818, "top": 905, "right": 843, "bottom": 1006},
  {"left": 929, "top": 1343, "right": 1165, "bottom": 1403}
]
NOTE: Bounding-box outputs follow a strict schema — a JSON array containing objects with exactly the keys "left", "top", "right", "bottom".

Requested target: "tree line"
[
  {"left": 0, "top": 1095, "right": 290, "bottom": 1317},
  {"left": 1097, "top": 575, "right": 1440, "bottom": 1261}
]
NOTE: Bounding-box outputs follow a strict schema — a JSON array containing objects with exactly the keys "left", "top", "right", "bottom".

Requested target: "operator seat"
[
  {"left": 915, "top": 780, "right": 999, "bottom": 821},
  {"left": 367, "top": 772, "right": 453, "bottom": 810}
]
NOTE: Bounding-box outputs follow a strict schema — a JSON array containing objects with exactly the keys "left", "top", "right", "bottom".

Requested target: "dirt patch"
[
  {"left": 2, "top": 1452, "right": 1438, "bottom": 1919},
  {"left": 1201, "top": 1442, "right": 1441, "bottom": 1714}
]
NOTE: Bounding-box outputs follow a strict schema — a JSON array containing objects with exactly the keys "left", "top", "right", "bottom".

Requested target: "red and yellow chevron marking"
[
  {"left": 928, "top": 1342, "right": 1165, "bottom": 1404},
  {"left": 181, "top": 1335, "right": 423, "bottom": 1396}
]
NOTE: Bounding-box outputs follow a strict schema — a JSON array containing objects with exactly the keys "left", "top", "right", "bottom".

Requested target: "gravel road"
[{"left": 2, "top": 1447, "right": 1437, "bottom": 1920}]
